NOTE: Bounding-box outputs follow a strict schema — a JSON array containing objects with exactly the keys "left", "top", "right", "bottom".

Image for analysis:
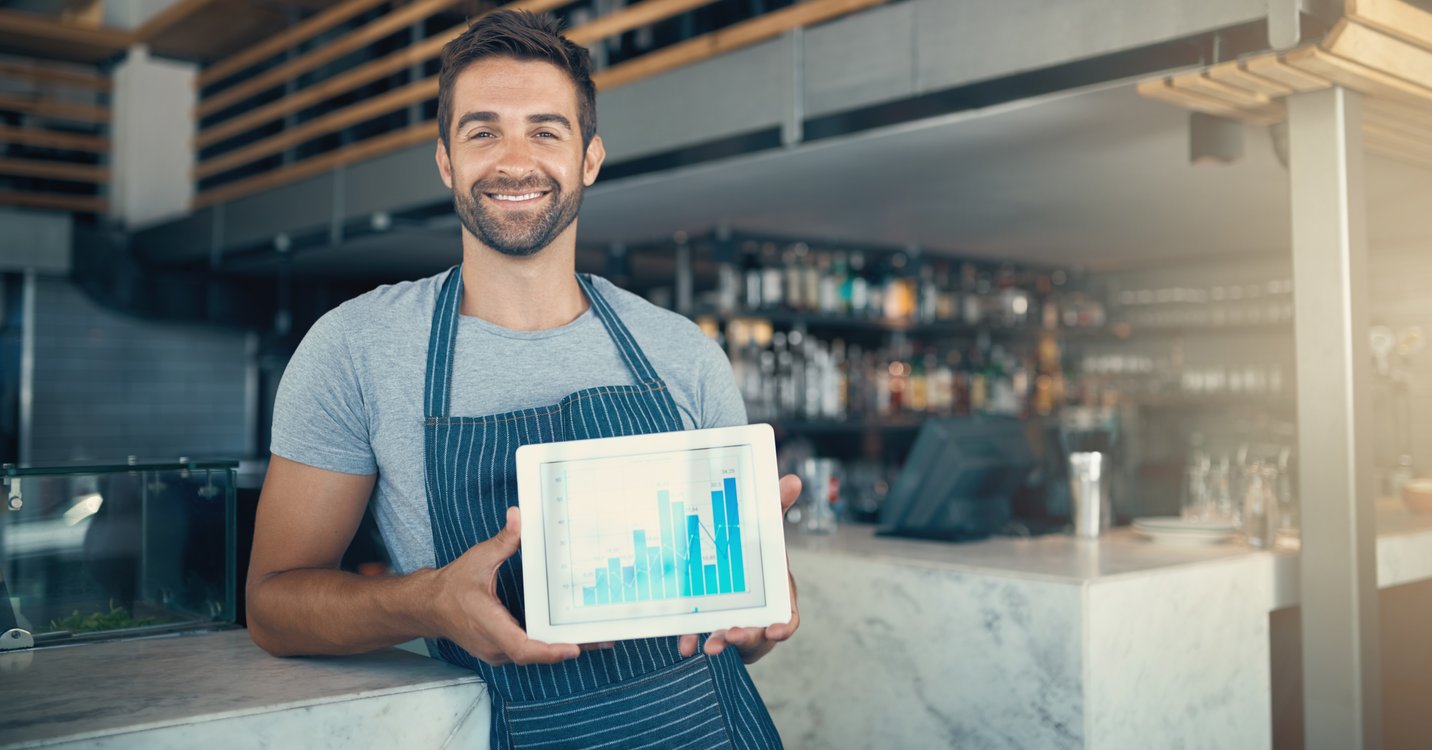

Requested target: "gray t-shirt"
[{"left": 270, "top": 270, "right": 747, "bottom": 576}]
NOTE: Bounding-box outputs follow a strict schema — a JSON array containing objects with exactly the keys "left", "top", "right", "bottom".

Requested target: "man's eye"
[{"left": 535, "top": 131, "right": 557, "bottom": 138}]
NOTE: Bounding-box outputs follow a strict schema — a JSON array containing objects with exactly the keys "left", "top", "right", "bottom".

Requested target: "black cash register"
[{"left": 877, "top": 416, "right": 1036, "bottom": 542}]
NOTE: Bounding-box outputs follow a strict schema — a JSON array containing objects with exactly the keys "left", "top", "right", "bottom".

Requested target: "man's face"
[{"left": 436, "top": 57, "right": 603, "bottom": 258}]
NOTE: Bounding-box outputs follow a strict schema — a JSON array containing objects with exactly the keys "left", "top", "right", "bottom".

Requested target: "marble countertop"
[
  {"left": 786, "top": 500, "right": 1432, "bottom": 591},
  {"left": 0, "top": 629, "right": 483, "bottom": 748}
]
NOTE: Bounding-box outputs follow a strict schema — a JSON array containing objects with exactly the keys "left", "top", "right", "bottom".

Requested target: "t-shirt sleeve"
[
  {"left": 695, "top": 335, "right": 749, "bottom": 429},
  {"left": 269, "top": 307, "right": 377, "bottom": 475}
]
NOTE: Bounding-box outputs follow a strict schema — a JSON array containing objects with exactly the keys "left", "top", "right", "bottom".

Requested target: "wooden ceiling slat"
[
  {"left": 0, "top": 125, "right": 108, "bottom": 152},
  {"left": 1243, "top": 53, "right": 1333, "bottom": 92},
  {"left": 0, "top": 156, "right": 108, "bottom": 183},
  {"left": 1205, "top": 60, "right": 1295, "bottom": 98},
  {"left": 1346, "top": 0, "right": 1432, "bottom": 54},
  {"left": 197, "top": 0, "right": 392, "bottom": 86},
  {"left": 1136, "top": 78, "right": 1284, "bottom": 126},
  {"left": 1283, "top": 45, "right": 1432, "bottom": 109},
  {"left": 193, "top": 120, "right": 435, "bottom": 209},
  {"left": 195, "top": 77, "right": 438, "bottom": 179},
  {"left": 0, "top": 94, "right": 108, "bottom": 124},
  {"left": 0, "top": 189, "right": 106, "bottom": 213},
  {"left": 1170, "top": 70, "right": 1277, "bottom": 110},
  {"left": 0, "top": 61, "right": 109, "bottom": 91},
  {"left": 593, "top": 0, "right": 892, "bottom": 91}
]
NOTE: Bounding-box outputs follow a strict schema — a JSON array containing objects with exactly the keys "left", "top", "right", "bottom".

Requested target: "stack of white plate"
[{"left": 1131, "top": 516, "right": 1239, "bottom": 546}]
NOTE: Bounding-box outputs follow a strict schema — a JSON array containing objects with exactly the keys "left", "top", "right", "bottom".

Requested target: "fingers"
[
  {"left": 579, "top": 641, "right": 616, "bottom": 652},
  {"left": 508, "top": 637, "right": 581, "bottom": 665},
  {"left": 678, "top": 633, "right": 699, "bottom": 657},
  {"left": 778, "top": 474, "right": 802, "bottom": 514},
  {"left": 702, "top": 629, "right": 729, "bottom": 657}
]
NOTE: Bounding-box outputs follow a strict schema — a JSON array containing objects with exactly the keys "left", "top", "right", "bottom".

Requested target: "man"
[{"left": 247, "top": 10, "right": 799, "bottom": 749}]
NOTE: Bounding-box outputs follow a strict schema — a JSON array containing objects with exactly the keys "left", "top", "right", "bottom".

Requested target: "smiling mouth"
[{"left": 486, "top": 191, "right": 550, "bottom": 203}]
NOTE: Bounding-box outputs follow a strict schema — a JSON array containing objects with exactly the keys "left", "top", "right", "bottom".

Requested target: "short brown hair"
[{"left": 436, "top": 10, "right": 597, "bottom": 152}]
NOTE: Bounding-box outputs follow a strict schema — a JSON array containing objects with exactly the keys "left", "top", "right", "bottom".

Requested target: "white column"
[
  {"left": 110, "top": 44, "right": 196, "bottom": 228},
  {"left": 1287, "top": 86, "right": 1382, "bottom": 750}
]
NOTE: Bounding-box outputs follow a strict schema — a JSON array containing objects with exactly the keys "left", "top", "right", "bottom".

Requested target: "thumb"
[{"left": 483, "top": 506, "right": 522, "bottom": 563}]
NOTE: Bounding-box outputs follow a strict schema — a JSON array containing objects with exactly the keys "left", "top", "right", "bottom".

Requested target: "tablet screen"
[{"left": 538, "top": 443, "right": 768, "bottom": 627}]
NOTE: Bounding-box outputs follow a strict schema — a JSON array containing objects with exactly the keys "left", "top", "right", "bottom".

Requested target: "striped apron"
[{"left": 422, "top": 267, "right": 784, "bottom": 750}]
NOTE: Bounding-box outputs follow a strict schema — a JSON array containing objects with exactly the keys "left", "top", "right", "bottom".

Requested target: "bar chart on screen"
[{"left": 541, "top": 445, "right": 764, "bottom": 615}]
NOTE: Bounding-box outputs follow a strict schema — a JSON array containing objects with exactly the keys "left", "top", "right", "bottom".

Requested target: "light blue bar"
[
  {"left": 674, "top": 501, "right": 689, "bottom": 597},
  {"left": 712, "top": 489, "right": 732, "bottom": 593},
  {"left": 687, "top": 514, "right": 704, "bottom": 596},
  {"left": 583, "top": 586, "right": 596, "bottom": 606},
  {"left": 647, "top": 548, "right": 666, "bottom": 599},
  {"left": 595, "top": 570, "right": 610, "bottom": 605},
  {"left": 633, "top": 530, "right": 650, "bottom": 601},
  {"left": 658, "top": 490, "right": 676, "bottom": 599},
  {"left": 608, "top": 558, "right": 623, "bottom": 604},
  {"left": 622, "top": 565, "right": 636, "bottom": 602},
  {"left": 704, "top": 564, "right": 718, "bottom": 595},
  {"left": 725, "top": 477, "right": 745, "bottom": 593}
]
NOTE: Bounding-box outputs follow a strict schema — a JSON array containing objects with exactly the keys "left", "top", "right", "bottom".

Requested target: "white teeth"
[{"left": 491, "top": 192, "right": 543, "bottom": 202}]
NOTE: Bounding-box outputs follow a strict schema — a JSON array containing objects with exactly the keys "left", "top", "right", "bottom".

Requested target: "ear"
[
  {"left": 435, "top": 140, "right": 454, "bottom": 190},
  {"left": 582, "top": 134, "right": 606, "bottom": 187}
]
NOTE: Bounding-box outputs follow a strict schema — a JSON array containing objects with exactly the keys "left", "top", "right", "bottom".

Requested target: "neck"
[{"left": 458, "top": 225, "right": 587, "bottom": 331}]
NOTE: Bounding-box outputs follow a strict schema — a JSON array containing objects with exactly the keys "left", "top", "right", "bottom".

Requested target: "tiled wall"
[{"left": 27, "top": 274, "right": 250, "bottom": 463}]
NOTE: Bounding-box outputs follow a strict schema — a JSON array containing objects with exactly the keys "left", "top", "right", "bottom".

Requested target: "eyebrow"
[{"left": 455, "top": 111, "right": 574, "bottom": 132}]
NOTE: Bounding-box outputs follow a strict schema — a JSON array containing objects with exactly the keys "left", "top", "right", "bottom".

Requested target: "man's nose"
[{"left": 493, "top": 137, "right": 538, "bottom": 178}]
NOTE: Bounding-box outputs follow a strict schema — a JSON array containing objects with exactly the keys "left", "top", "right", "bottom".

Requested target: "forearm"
[{"left": 247, "top": 566, "right": 443, "bottom": 657}]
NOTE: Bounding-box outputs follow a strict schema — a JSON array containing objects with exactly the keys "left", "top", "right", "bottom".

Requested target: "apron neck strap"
[{"left": 423, "top": 267, "right": 664, "bottom": 418}]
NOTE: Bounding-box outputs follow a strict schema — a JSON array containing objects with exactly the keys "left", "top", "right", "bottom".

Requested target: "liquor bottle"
[
  {"left": 828, "top": 253, "right": 849, "bottom": 315},
  {"left": 761, "top": 244, "right": 783, "bottom": 310},
  {"left": 803, "top": 247, "right": 822, "bottom": 313},
  {"left": 909, "top": 349, "right": 929, "bottom": 412},
  {"left": 846, "top": 253, "right": 869, "bottom": 317},
  {"left": 743, "top": 244, "right": 762, "bottom": 312},
  {"left": 817, "top": 253, "right": 839, "bottom": 314},
  {"left": 783, "top": 246, "right": 803, "bottom": 311},
  {"left": 960, "top": 262, "right": 982, "bottom": 325}
]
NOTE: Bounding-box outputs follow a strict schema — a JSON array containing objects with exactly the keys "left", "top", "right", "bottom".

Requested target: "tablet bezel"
[{"left": 515, "top": 423, "right": 790, "bottom": 645}]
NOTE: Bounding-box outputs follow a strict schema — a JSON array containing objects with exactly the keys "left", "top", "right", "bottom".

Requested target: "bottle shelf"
[{"left": 696, "top": 307, "right": 1094, "bottom": 338}]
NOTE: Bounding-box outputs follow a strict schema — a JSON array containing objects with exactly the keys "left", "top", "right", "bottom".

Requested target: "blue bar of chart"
[{"left": 571, "top": 473, "right": 749, "bottom": 608}]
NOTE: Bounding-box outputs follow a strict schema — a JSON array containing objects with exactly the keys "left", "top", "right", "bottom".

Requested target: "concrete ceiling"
[{"left": 578, "top": 81, "right": 1432, "bottom": 269}]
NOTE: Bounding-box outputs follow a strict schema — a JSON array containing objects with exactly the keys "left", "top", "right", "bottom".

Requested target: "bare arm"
[{"left": 246, "top": 455, "right": 580, "bottom": 665}]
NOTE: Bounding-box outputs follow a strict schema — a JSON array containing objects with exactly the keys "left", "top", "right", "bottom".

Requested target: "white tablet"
[{"left": 515, "top": 424, "right": 791, "bottom": 645}]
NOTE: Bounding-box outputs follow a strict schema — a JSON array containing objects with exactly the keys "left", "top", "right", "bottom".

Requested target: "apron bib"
[{"left": 420, "top": 268, "right": 783, "bottom": 750}]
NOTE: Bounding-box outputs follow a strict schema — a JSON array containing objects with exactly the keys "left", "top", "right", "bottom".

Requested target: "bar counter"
[{"left": 746, "top": 502, "right": 1432, "bottom": 750}]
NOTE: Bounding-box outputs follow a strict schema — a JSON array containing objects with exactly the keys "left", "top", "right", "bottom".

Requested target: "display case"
[{"left": 1, "top": 458, "right": 238, "bottom": 651}]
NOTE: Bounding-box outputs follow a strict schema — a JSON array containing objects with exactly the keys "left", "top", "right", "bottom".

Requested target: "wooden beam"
[
  {"left": 1170, "top": 70, "right": 1278, "bottom": 109},
  {"left": 1364, "top": 106, "right": 1432, "bottom": 144},
  {"left": 1283, "top": 44, "right": 1432, "bottom": 109},
  {"left": 197, "top": 0, "right": 391, "bottom": 87},
  {"left": 1205, "top": 59, "right": 1295, "bottom": 98},
  {"left": 1136, "top": 77, "right": 1285, "bottom": 126},
  {"left": 0, "top": 8, "right": 132, "bottom": 53},
  {"left": 1364, "top": 120, "right": 1432, "bottom": 163},
  {"left": 594, "top": 0, "right": 890, "bottom": 90},
  {"left": 1364, "top": 94, "right": 1432, "bottom": 130},
  {"left": 0, "top": 156, "right": 108, "bottom": 183},
  {"left": 0, "top": 189, "right": 106, "bottom": 213},
  {"left": 0, "top": 125, "right": 107, "bottom": 152},
  {"left": 197, "top": 0, "right": 449, "bottom": 117},
  {"left": 1325, "top": 19, "right": 1432, "bottom": 98},
  {"left": 1346, "top": 0, "right": 1432, "bottom": 54},
  {"left": 1244, "top": 51, "right": 1334, "bottom": 92},
  {"left": 194, "top": 120, "right": 435, "bottom": 209},
  {"left": 196, "top": 77, "right": 438, "bottom": 179},
  {"left": 566, "top": 0, "right": 721, "bottom": 45},
  {"left": 196, "top": 22, "right": 458, "bottom": 149},
  {"left": 133, "top": 0, "right": 215, "bottom": 43},
  {"left": 0, "top": 94, "right": 108, "bottom": 124},
  {"left": 197, "top": 0, "right": 567, "bottom": 118},
  {"left": 0, "top": 61, "right": 109, "bottom": 91}
]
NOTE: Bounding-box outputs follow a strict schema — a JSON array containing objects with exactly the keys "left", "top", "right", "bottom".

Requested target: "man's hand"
[
  {"left": 430, "top": 507, "right": 582, "bottom": 666},
  {"left": 677, "top": 474, "right": 802, "bottom": 665}
]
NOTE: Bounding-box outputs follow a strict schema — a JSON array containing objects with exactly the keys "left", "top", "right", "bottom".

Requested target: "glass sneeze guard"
[{"left": 2, "top": 458, "right": 238, "bottom": 650}]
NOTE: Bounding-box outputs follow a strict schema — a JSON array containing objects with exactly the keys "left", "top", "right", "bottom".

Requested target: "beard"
[{"left": 453, "top": 175, "right": 584, "bottom": 258}]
